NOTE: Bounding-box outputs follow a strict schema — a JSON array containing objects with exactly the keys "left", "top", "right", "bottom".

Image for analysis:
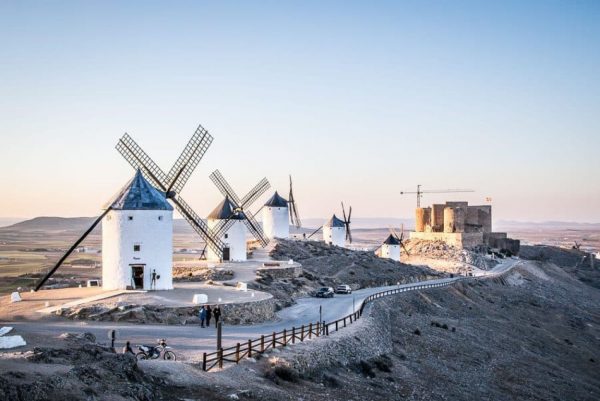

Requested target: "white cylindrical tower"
[
  {"left": 262, "top": 191, "right": 289, "bottom": 240},
  {"left": 206, "top": 197, "right": 247, "bottom": 262},
  {"left": 380, "top": 235, "right": 401, "bottom": 261},
  {"left": 102, "top": 170, "right": 173, "bottom": 291},
  {"left": 323, "top": 214, "right": 346, "bottom": 247}
]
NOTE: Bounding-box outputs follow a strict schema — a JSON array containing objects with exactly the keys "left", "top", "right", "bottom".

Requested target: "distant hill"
[{"left": 1, "top": 216, "right": 97, "bottom": 232}]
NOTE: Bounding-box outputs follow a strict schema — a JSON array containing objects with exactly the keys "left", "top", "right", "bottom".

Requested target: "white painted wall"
[
  {"left": 323, "top": 226, "right": 345, "bottom": 247},
  {"left": 206, "top": 219, "right": 247, "bottom": 262},
  {"left": 263, "top": 206, "right": 289, "bottom": 240},
  {"left": 102, "top": 209, "right": 173, "bottom": 290},
  {"left": 381, "top": 244, "right": 401, "bottom": 261}
]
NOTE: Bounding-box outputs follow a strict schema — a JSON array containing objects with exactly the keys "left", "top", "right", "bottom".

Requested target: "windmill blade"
[
  {"left": 210, "top": 215, "right": 237, "bottom": 240},
  {"left": 289, "top": 202, "right": 302, "bottom": 228},
  {"left": 209, "top": 170, "right": 242, "bottom": 207},
  {"left": 288, "top": 176, "right": 302, "bottom": 228},
  {"left": 171, "top": 195, "right": 224, "bottom": 255},
  {"left": 116, "top": 134, "right": 169, "bottom": 191},
  {"left": 240, "top": 177, "right": 270, "bottom": 209},
  {"left": 341, "top": 202, "right": 347, "bottom": 222},
  {"left": 307, "top": 225, "right": 323, "bottom": 239},
  {"left": 348, "top": 205, "right": 352, "bottom": 222},
  {"left": 35, "top": 208, "right": 112, "bottom": 291},
  {"left": 167, "top": 125, "right": 213, "bottom": 194},
  {"left": 346, "top": 224, "right": 353, "bottom": 243},
  {"left": 242, "top": 212, "right": 270, "bottom": 247},
  {"left": 401, "top": 241, "right": 411, "bottom": 256}
]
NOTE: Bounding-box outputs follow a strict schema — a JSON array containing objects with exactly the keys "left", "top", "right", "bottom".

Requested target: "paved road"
[{"left": 2, "top": 258, "right": 519, "bottom": 362}]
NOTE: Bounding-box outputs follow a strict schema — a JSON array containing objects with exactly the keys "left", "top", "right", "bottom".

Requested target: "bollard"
[
  {"left": 217, "top": 321, "right": 222, "bottom": 350},
  {"left": 218, "top": 348, "right": 223, "bottom": 369}
]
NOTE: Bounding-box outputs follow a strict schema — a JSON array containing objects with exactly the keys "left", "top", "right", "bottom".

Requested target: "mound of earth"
[
  {"left": 268, "top": 239, "right": 442, "bottom": 289},
  {"left": 403, "top": 239, "right": 497, "bottom": 271},
  {"left": 520, "top": 244, "right": 600, "bottom": 289}
]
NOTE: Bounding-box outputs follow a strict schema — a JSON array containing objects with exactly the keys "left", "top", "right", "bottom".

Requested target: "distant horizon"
[{"left": 2, "top": 215, "right": 600, "bottom": 230}]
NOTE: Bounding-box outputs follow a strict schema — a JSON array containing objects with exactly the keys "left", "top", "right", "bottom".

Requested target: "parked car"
[
  {"left": 335, "top": 284, "right": 352, "bottom": 294},
  {"left": 315, "top": 287, "right": 334, "bottom": 298}
]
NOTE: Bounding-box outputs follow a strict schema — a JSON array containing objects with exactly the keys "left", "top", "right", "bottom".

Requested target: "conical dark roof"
[
  {"left": 208, "top": 197, "right": 246, "bottom": 220},
  {"left": 264, "top": 191, "right": 288, "bottom": 207},
  {"left": 383, "top": 234, "right": 400, "bottom": 245},
  {"left": 108, "top": 170, "right": 172, "bottom": 211},
  {"left": 325, "top": 214, "right": 345, "bottom": 228}
]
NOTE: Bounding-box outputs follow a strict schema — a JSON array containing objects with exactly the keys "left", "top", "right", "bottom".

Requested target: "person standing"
[
  {"left": 213, "top": 305, "right": 222, "bottom": 328},
  {"left": 206, "top": 305, "right": 212, "bottom": 328},
  {"left": 199, "top": 305, "right": 207, "bottom": 328},
  {"left": 151, "top": 269, "right": 157, "bottom": 290}
]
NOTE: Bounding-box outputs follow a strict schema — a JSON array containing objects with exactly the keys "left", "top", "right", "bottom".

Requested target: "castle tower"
[
  {"left": 262, "top": 191, "right": 289, "bottom": 240},
  {"left": 206, "top": 196, "right": 247, "bottom": 262},
  {"left": 323, "top": 214, "right": 346, "bottom": 247},
  {"left": 102, "top": 170, "right": 173, "bottom": 290}
]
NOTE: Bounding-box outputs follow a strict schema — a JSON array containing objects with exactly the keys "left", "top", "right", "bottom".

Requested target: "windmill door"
[
  {"left": 131, "top": 265, "right": 145, "bottom": 289},
  {"left": 222, "top": 247, "right": 230, "bottom": 261}
]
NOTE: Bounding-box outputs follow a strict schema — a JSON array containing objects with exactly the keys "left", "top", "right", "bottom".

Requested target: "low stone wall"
[
  {"left": 272, "top": 301, "right": 392, "bottom": 377},
  {"left": 257, "top": 263, "right": 303, "bottom": 279},
  {"left": 409, "top": 231, "right": 484, "bottom": 248},
  {"left": 57, "top": 296, "right": 276, "bottom": 326}
]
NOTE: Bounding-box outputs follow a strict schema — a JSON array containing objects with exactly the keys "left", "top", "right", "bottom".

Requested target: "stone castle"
[{"left": 409, "top": 201, "right": 520, "bottom": 255}]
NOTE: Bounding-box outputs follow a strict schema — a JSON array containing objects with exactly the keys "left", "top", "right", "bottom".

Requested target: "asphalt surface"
[{"left": 2, "top": 258, "right": 519, "bottom": 362}]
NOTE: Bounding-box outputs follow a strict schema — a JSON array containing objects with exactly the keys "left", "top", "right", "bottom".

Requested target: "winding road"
[{"left": 3, "top": 258, "right": 519, "bottom": 362}]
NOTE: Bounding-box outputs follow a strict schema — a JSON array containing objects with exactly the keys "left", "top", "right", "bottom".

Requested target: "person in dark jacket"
[
  {"left": 206, "top": 305, "right": 212, "bottom": 327},
  {"left": 122, "top": 341, "right": 134, "bottom": 355},
  {"left": 213, "top": 305, "right": 222, "bottom": 328},
  {"left": 199, "top": 305, "right": 207, "bottom": 328}
]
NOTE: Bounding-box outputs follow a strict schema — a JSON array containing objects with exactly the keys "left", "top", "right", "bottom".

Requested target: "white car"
[{"left": 335, "top": 284, "right": 352, "bottom": 294}]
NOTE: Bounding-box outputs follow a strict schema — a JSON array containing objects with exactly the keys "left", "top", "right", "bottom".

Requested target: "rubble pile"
[{"left": 404, "top": 239, "right": 498, "bottom": 270}]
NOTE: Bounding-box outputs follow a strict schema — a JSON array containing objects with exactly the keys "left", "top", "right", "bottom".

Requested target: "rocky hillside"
[
  {"left": 216, "top": 257, "right": 600, "bottom": 400},
  {"left": 270, "top": 239, "right": 443, "bottom": 288}
]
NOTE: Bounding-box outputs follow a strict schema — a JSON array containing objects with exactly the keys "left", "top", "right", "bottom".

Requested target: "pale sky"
[{"left": 1, "top": 1, "right": 599, "bottom": 223}]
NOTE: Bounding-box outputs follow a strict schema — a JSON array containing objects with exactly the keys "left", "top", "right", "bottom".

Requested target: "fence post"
[
  {"left": 248, "top": 339, "right": 252, "bottom": 358},
  {"left": 202, "top": 352, "right": 207, "bottom": 371},
  {"left": 283, "top": 329, "right": 287, "bottom": 346},
  {"left": 344, "top": 317, "right": 347, "bottom": 327},
  {"left": 350, "top": 314, "right": 353, "bottom": 324},
  {"left": 218, "top": 348, "right": 223, "bottom": 369},
  {"left": 261, "top": 335, "right": 265, "bottom": 352},
  {"left": 336, "top": 320, "right": 339, "bottom": 331},
  {"left": 326, "top": 324, "right": 329, "bottom": 336},
  {"left": 309, "top": 323, "right": 313, "bottom": 339},
  {"left": 301, "top": 325, "right": 305, "bottom": 341},
  {"left": 316, "top": 321, "right": 320, "bottom": 336},
  {"left": 236, "top": 343, "right": 240, "bottom": 363},
  {"left": 272, "top": 332, "right": 276, "bottom": 348},
  {"left": 292, "top": 327, "right": 296, "bottom": 344}
]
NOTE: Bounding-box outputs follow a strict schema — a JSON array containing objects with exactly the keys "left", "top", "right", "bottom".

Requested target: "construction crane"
[{"left": 400, "top": 185, "right": 475, "bottom": 208}]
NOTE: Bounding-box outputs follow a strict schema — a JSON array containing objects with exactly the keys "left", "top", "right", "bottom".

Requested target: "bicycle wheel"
[
  {"left": 135, "top": 352, "right": 147, "bottom": 360},
  {"left": 163, "top": 351, "right": 176, "bottom": 361}
]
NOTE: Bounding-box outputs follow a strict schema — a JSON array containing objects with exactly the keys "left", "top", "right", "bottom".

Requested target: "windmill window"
[
  {"left": 133, "top": 245, "right": 141, "bottom": 252},
  {"left": 224, "top": 233, "right": 229, "bottom": 239},
  {"left": 158, "top": 216, "right": 163, "bottom": 221},
  {"left": 128, "top": 216, "right": 133, "bottom": 221}
]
